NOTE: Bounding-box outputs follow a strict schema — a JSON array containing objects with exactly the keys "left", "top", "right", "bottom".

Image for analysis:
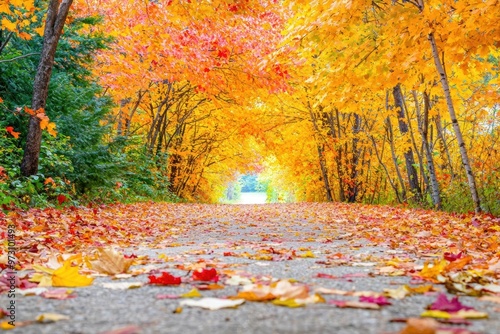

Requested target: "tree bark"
[
  {"left": 415, "top": 91, "right": 442, "bottom": 209},
  {"left": 308, "top": 104, "right": 333, "bottom": 201},
  {"left": 20, "top": 0, "right": 73, "bottom": 176},
  {"left": 347, "top": 113, "right": 361, "bottom": 202},
  {"left": 428, "top": 32, "right": 481, "bottom": 213},
  {"left": 393, "top": 84, "right": 422, "bottom": 201},
  {"left": 386, "top": 116, "right": 407, "bottom": 202}
]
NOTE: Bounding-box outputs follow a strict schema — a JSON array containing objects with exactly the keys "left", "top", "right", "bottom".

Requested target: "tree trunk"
[
  {"left": 403, "top": 92, "right": 429, "bottom": 192},
  {"left": 386, "top": 116, "right": 407, "bottom": 202},
  {"left": 393, "top": 84, "right": 422, "bottom": 201},
  {"left": 369, "top": 134, "right": 402, "bottom": 203},
  {"left": 415, "top": 91, "right": 442, "bottom": 209},
  {"left": 434, "top": 111, "right": 455, "bottom": 179},
  {"left": 347, "top": 113, "right": 361, "bottom": 202},
  {"left": 20, "top": 0, "right": 73, "bottom": 176},
  {"left": 428, "top": 32, "right": 481, "bottom": 213},
  {"left": 308, "top": 104, "right": 333, "bottom": 201}
]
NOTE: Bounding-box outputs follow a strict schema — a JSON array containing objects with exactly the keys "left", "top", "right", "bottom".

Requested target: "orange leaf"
[
  {"left": 445, "top": 256, "right": 472, "bottom": 272},
  {"left": 5, "top": 126, "right": 20, "bottom": 139}
]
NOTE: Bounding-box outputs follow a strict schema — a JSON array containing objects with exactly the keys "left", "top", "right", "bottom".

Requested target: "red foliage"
[
  {"left": 192, "top": 268, "right": 219, "bottom": 282},
  {"left": 148, "top": 272, "right": 182, "bottom": 285}
]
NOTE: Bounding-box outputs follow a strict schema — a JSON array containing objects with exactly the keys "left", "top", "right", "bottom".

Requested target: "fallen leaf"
[
  {"left": 36, "top": 313, "right": 70, "bottom": 323},
  {"left": 235, "top": 284, "right": 275, "bottom": 301},
  {"left": 99, "top": 325, "right": 142, "bottom": 334},
  {"left": 271, "top": 298, "right": 305, "bottom": 307},
  {"left": 421, "top": 309, "right": 488, "bottom": 319},
  {"left": 479, "top": 296, "right": 500, "bottom": 303},
  {"left": 315, "top": 287, "right": 350, "bottom": 295},
  {"left": 359, "top": 295, "right": 391, "bottom": 306},
  {"left": 18, "top": 287, "right": 48, "bottom": 296},
  {"left": 90, "top": 248, "right": 134, "bottom": 275},
  {"left": 0, "top": 321, "right": 16, "bottom": 330},
  {"left": 406, "top": 285, "right": 435, "bottom": 294},
  {"left": 316, "top": 273, "right": 338, "bottom": 279},
  {"left": 271, "top": 280, "right": 309, "bottom": 299},
  {"left": 41, "top": 288, "right": 76, "bottom": 299},
  {"left": 384, "top": 286, "right": 411, "bottom": 299},
  {"left": 419, "top": 260, "right": 449, "bottom": 281},
  {"left": 428, "top": 293, "right": 473, "bottom": 312},
  {"left": 299, "top": 250, "right": 315, "bottom": 258},
  {"left": 197, "top": 283, "right": 224, "bottom": 290},
  {"left": 399, "top": 317, "right": 438, "bottom": 334},
  {"left": 444, "top": 252, "right": 463, "bottom": 262},
  {"left": 101, "top": 282, "right": 143, "bottom": 290},
  {"left": 52, "top": 261, "right": 93, "bottom": 287},
  {"left": 328, "top": 300, "right": 381, "bottom": 309},
  {"left": 148, "top": 272, "right": 182, "bottom": 285},
  {"left": 180, "top": 297, "right": 245, "bottom": 310},
  {"left": 181, "top": 288, "right": 202, "bottom": 298},
  {"left": 156, "top": 294, "right": 180, "bottom": 299},
  {"left": 192, "top": 268, "right": 219, "bottom": 282},
  {"left": 225, "top": 275, "right": 252, "bottom": 286}
]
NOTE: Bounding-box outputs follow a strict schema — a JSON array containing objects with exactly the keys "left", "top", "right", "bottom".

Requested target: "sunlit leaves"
[{"left": 51, "top": 260, "right": 94, "bottom": 287}]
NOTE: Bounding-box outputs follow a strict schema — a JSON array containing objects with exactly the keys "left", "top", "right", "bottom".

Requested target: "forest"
[{"left": 1, "top": 0, "right": 499, "bottom": 215}]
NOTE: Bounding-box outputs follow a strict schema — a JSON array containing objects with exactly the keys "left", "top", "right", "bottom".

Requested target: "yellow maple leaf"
[
  {"left": 421, "top": 309, "right": 488, "bottom": 319},
  {"left": 34, "top": 25, "right": 44, "bottom": 36},
  {"left": 271, "top": 298, "right": 304, "bottom": 308},
  {"left": 299, "top": 250, "right": 315, "bottom": 258},
  {"left": 36, "top": 313, "right": 70, "bottom": 323},
  {"left": 37, "top": 113, "right": 50, "bottom": 129},
  {"left": 0, "top": 3, "right": 12, "bottom": 15},
  {"left": 235, "top": 287, "right": 275, "bottom": 301},
  {"left": 1, "top": 18, "right": 16, "bottom": 31},
  {"left": 181, "top": 288, "right": 202, "bottom": 298},
  {"left": 52, "top": 260, "right": 94, "bottom": 287},
  {"left": 10, "top": 0, "right": 25, "bottom": 7},
  {"left": 419, "top": 259, "right": 448, "bottom": 280}
]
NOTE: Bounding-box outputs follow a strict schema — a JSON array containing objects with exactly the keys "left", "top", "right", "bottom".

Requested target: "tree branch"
[{"left": 0, "top": 52, "right": 39, "bottom": 63}]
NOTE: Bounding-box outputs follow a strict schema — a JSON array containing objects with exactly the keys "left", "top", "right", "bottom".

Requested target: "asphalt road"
[{"left": 2, "top": 203, "right": 499, "bottom": 334}]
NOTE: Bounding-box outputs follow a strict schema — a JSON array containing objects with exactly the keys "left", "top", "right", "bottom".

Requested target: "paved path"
[
  {"left": 2, "top": 203, "right": 499, "bottom": 333},
  {"left": 236, "top": 192, "right": 267, "bottom": 204}
]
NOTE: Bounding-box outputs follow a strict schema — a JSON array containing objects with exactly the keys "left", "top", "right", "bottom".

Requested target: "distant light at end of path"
[{"left": 236, "top": 192, "right": 267, "bottom": 204}]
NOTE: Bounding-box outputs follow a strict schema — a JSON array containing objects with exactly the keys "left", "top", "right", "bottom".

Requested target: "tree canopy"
[{"left": 0, "top": 0, "right": 498, "bottom": 214}]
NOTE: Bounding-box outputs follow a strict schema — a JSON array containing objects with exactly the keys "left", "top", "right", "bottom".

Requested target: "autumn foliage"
[{"left": 0, "top": 0, "right": 499, "bottom": 214}]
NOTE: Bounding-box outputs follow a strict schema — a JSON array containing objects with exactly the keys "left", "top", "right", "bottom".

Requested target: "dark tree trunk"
[
  {"left": 393, "top": 84, "right": 422, "bottom": 201},
  {"left": 347, "top": 113, "right": 361, "bottom": 203},
  {"left": 420, "top": 91, "right": 442, "bottom": 209},
  {"left": 20, "top": 0, "right": 73, "bottom": 176}
]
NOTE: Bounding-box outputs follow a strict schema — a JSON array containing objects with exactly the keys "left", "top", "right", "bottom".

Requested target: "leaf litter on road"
[{"left": 1, "top": 202, "right": 499, "bottom": 332}]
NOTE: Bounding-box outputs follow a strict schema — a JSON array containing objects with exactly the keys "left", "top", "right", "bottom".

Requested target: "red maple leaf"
[
  {"left": 444, "top": 251, "right": 463, "bottom": 262},
  {"left": 359, "top": 296, "right": 392, "bottom": 306},
  {"left": 57, "top": 194, "right": 67, "bottom": 205},
  {"left": 192, "top": 268, "right": 219, "bottom": 282},
  {"left": 428, "top": 293, "right": 474, "bottom": 312},
  {"left": 217, "top": 48, "right": 230, "bottom": 59},
  {"left": 148, "top": 272, "right": 182, "bottom": 285}
]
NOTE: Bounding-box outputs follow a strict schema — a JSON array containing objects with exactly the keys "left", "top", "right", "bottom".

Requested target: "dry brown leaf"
[{"left": 90, "top": 248, "right": 134, "bottom": 275}]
